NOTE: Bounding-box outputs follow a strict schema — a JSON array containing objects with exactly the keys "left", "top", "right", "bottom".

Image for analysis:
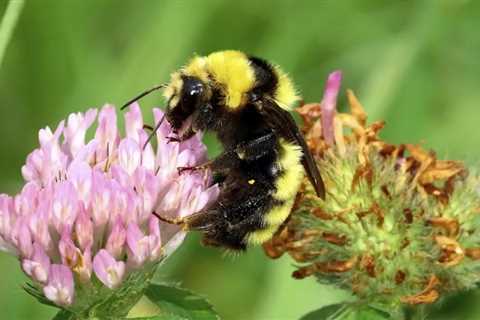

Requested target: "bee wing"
[{"left": 258, "top": 99, "right": 326, "bottom": 199}]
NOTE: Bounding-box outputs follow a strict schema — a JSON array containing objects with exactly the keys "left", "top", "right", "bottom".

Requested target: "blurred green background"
[{"left": 0, "top": 0, "right": 479, "bottom": 319}]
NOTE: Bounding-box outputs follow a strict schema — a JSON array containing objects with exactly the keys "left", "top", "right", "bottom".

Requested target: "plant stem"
[{"left": 0, "top": 0, "right": 25, "bottom": 70}]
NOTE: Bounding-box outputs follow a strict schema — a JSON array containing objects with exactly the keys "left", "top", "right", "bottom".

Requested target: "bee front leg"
[
  {"left": 166, "top": 126, "right": 196, "bottom": 143},
  {"left": 168, "top": 103, "right": 215, "bottom": 144}
]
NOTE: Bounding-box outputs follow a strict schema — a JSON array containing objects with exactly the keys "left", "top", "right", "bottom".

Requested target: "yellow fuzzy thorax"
[
  {"left": 170, "top": 50, "right": 299, "bottom": 110},
  {"left": 247, "top": 139, "right": 304, "bottom": 245},
  {"left": 206, "top": 51, "right": 255, "bottom": 109}
]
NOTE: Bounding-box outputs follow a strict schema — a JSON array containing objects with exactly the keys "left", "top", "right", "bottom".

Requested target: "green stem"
[
  {"left": 0, "top": 0, "right": 25, "bottom": 70},
  {"left": 412, "top": 305, "right": 427, "bottom": 320}
]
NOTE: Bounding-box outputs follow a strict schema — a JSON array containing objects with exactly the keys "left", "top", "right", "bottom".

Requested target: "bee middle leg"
[{"left": 177, "top": 131, "right": 278, "bottom": 174}]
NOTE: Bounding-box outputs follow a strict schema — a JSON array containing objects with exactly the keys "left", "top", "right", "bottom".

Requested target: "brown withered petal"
[
  {"left": 262, "top": 226, "right": 293, "bottom": 259},
  {"left": 351, "top": 164, "right": 374, "bottom": 191},
  {"left": 428, "top": 217, "right": 460, "bottom": 237},
  {"left": 356, "top": 203, "right": 385, "bottom": 226},
  {"left": 346, "top": 89, "right": 367, "bottom": 126},
  {"left": 381, "top": 185, "right": 392, "bottom": 199},
  {"left": 371, "top": 202, "right": 385, "bottom": 227},
  {"left": 315, "top": 257, "right": 358, "bottom": 273},
  {"left": 292, "top": 264, "right": 317, "bottom": 279},
  {"left": 360, "top": 255, "right": 376, "bottom": 277},
  {"left": 285, "top": 236, "right": 317, "bottom": 250},
  {"left": 400, "top": 289, "right": 439, "bottom": 305},
  {"left": 400, "top": 275, "right": 440, "bottom": 305},
  {"left": 262, "top": 240, "right": 286, "bottom": 259},
  {"left": 322, "top": 232, "right": 347, "bottom": 245},
  {"left": 465, "top": 248, "right": 480, "bottom": 260},
  {"left": 395, "top": 270, "right": 406, "bottom": 285},
  {"left": 333, "top": 118, "right": 347, "bottom": 156},
  {"left": 423, "top": 184, "right": 450, "bottom": 205},
  {"left": 312, "top": 207, "right": 334, "bottom": 220},
  {"left": 289, "top": 250, "right": 326, "bottom": 262},
  {"left": 297, "top": 103, "right": 322, "bottom": 121},
  {"left": 419, "top": 160, "right": 465, "bottom": 185},
  {"left": 403, "top": 208, "right": 414, "bottom": 224},
  {"left": 405, "top": 144, "right": 465, "bottom": 188},
  {"left": 293, "top": 259, "right": 358, "bottom": 279},
  {"left": 378, "top": 143, "right": 397, "bottom": 158},
  {"left": 337, "top": 113, "right": 365, "bottom": 136},
  {"left": 434, "top": 235, "right": 465, "bottom": 267},
  {"left": 405, "top": 144, "right": 434, "bottom": 168}
]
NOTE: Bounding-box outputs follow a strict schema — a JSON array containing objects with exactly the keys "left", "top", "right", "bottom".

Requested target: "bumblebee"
[{"left": 123, "top": 50, "right": 325, "bottom": 250}]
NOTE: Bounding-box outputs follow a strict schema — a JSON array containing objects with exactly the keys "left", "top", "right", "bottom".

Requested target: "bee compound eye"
[
  {"left": 182, "top": 76, "right": 204, "bottom": 97},
  {"left": 188, "top": 83, "right": 204, "bottom": 97},
  {"left": 249, "top": 91, "right": 260, "bottom": 103}
]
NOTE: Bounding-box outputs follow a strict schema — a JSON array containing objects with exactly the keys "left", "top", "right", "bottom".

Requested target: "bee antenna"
[
  {"left": 120, "top": 84, "right": 167, "bottom": 110},
  {"left": 143, "top": 114, "right": 166, "bottom": 150}
]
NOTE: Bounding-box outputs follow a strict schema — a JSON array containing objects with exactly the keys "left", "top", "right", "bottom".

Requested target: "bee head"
[{"left": 165, "top": 75, "right": 206, "bottom": 131}]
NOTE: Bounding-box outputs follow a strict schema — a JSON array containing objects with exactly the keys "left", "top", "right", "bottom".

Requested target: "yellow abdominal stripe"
[
  {"left": 273, "top": 140, "right": 304, "bottom": 201},
  {"left": 247, "top": 140, "right": 304, "bottom": 245},
  {"left": 247, "top": 224, "right": 279, "bottom": 246}
]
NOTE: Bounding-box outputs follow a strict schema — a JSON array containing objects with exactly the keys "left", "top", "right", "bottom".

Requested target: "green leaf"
[
  {"left": 145, "top": 283, "right": 220, "bottom": 320},
  {"left": 23, "top": 282, "right": 58, "bottom": 308},
  {"left": 130, "top": 316, "right": 185, "bottom": 320},
  {"left": 300, "top": 304, "right": 390, "bottom": 320},
  {"left": 300, "top": 303, "right": 347, "bottom": 320},
  {"left": 84, "top": 262, "right": 160, "bottom": 319},
  {"left": 346, "top": 306, "right": 390, "bottom": 320},
  {"left": 51, "top": 310, "right": 76, "bottom": 320}
]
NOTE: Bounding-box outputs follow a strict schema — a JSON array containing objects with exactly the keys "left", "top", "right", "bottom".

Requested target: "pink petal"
[
  {"left": 68, "top": 161, "right": 92, "bottom": 203},
  {"left": 21, "top": 243, "right": 50, "bottom": 283},
  {"left": 148, "top": 217, "right": 162, "bottom": 261},
  {"left": 152, "top": 108, "right": 172, "bottom": 139},
  {"left": 118, "top": 138, "right": 141, "bottom": 175},
  {"left": 58, "top": 230, "right": 80, "bottom": 268},
  {"left": 74, "top": 206, "right": 93, "bottom": 251},
  {"left": 75, "top": 245, "right": 93, "bottom": 282},
  {"left": 126, "top": 223, "right": 149, "bottom": 267},
  {"left": 43, "top": 264, "right": 74, "bottom": 306},
  {"left": 93, "top": 249, "right": 125, "bottom": 289},
  {"left": 16, "top": 220, "right": 33, "bottom": 258},
  {"left": 52, "top": 181, "right": 79, "bottom": 232},
  {"left": 63, "top": 109, "right": 97, "bottom": 157},
  {"left": 133, "top": 168, "right": 160, "bottom": 223},
  {"left": 29, "top": 202, "right": 52, "bottom": 252},
  {"left": 90, "top": 170, "right": 112, "bottom": 227},
  {"left": 124, "top": 102, "right": 143, "bottom": 143},
  {"left": 94, "top": 105, "right": 118, "bottom": 163},
  {"left": 0, "top": 195, "right": 15, "bottom": 251},
  {"left": 105, "top": 218, "right": 126, "bottom": 259}
]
